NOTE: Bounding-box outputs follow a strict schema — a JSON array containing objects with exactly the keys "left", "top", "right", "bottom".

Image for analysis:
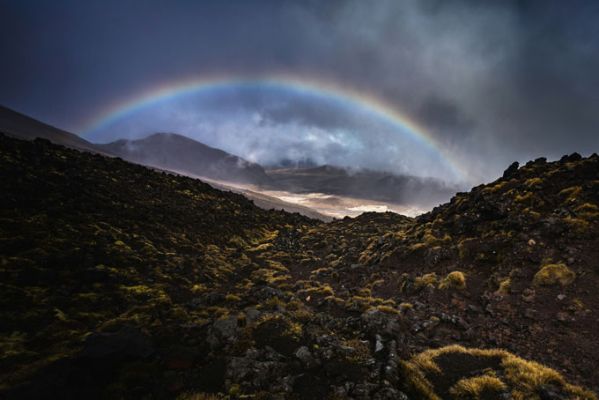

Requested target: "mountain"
[
  {"left": 266, "top": 164, "right": 458, "bottom": 208},
  {"left": 1, "top": 133, "right": 597, "bottom": 399},
  {"left": 98, "top": 131, "right": 456, "bottom": 214},
  {"left": 99, "top": 133, "right": 273, "bottom": 185},
  {"left": 0, "top": 106, "right": 331, "bottom": 219},
  {"left": 0, "top": 105, "right": 101, "bottom": 153}
]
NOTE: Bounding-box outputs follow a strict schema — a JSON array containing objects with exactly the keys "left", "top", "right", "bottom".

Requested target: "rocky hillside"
[
  {"left": 0, "top": 105, "right": 328, "bottom": 220},
  {"left": 0, "top": 134, "right": 597, "bottom": 399}
]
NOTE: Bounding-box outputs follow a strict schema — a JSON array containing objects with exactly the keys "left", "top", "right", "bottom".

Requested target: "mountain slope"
[
  {"left": 357, "top": 154, "right": 599, "bottom": 390},
  {"left": 0, "top": 106, "right": 328, "bottom": 219},
  {"left": 0, "top": 105, "right": 101, "bottom": 153},
  {"left": 99, "top": 130, "right": 458, "bottom": 209},
  {"left": 99, "top": 133, "right": 273, "bottom": 185},
  {"left": 0, "top": 134, "right": 597, "bottom": 399},
  {"left": 0, "top": 134, "right": 317, "bottom": 398}
]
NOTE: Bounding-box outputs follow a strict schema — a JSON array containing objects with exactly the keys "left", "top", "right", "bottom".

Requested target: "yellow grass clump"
[
  {"left": 414, "top": 273, "right": 438, "bottom": 289},
  {"left": 401, "top": 345, "right": 597, "bottom": 400},
  {"left": 495, "top": 278, "right": 511, "bottom": 295},
  {"left": 533, "top": 263, "right": 576, "bottom": 287},
  {"left": 564, "top": 216, "right": 591, "bottom": 233},
  {"left": 575, "top": 203, "right": 599, "bottom": 220},
  {"left": 514, "top": 191, "right": 533, "bottom": 203},
  {"left": 559, "top": 186, "right": 582, "bottom": 203},
  {"left": 438, "top": 271, "right": 467, "bottom": 290},
  {"left": 524, "top": 177, "right": 543, "bottom": 187},
  {"left": 449, "top": 375, "right": 507, "bottom": 398},
  {"left": 376, "top": 305, "right": 400, "bottom": 315},
  {"left": 482, "top": 180, "right": 508, "bottom": 194}
]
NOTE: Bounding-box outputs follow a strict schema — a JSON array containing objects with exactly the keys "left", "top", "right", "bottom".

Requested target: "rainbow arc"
[{"left": 82, "top": 75, "right": 467, "bottom": 181}]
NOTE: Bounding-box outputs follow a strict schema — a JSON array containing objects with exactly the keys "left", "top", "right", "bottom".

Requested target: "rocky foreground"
[{"left": 1, "top": 134, "right": 598, "bottom": 399}]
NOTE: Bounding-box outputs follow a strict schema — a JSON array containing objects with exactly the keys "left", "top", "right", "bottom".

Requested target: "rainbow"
[{"left": 81, "top": 74, "right": 467, "bottom": 181}]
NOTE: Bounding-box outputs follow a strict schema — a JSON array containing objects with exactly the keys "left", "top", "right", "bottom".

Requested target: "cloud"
[
  {"left": 1, "top": 0, "right": 598, "bottom": 185},
  {"left": 86, "top": 86, "right": 461, "bottom": 182}
]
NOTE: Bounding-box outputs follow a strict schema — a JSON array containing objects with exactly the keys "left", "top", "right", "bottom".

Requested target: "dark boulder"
[{"left": 502, "top": 161, "right": 520, "bottom": 179}]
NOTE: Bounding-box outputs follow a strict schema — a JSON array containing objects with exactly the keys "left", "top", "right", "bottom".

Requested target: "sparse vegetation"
[
  {"left": 342, "top": 339, "right": 372, "bottom": 364},
  {"left": 415, "top": 272, "right": 438, "bottom": 289},
  {"left": 496, "top": 278, "right": 511, "bottom": 295},
  {"left": 438, "top": 271, "right": 467, "bottom": 290},
  {"left": 449, "top": 375, "right": 507, "bottom": 399},
  {"left": 576, "top": 203, "right": 599, "bottom": 219},
  {"left": 524, "top": 177, "right": 543, "bottom": 187},
  {"left": 514, "top": 191, "right": 533, "bottom": 203},
  {"left": 533, "top": 263, "right": 576, "bottom": 287},
  {"left": 375, "top": 304, "right": 400, "bottom": 315},
  {"left": 1, "top": 135, "right": 597, "bottom": 398},
  {"left": 402, "top": 345, "right": 596, "bottom": 400},
  {"left": 559, "top": 186, "right": 582, "bottom": 203}
]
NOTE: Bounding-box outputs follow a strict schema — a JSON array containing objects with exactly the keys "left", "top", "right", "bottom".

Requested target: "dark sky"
[{"left": 1, "top": 0, "right": 598, "bottom": 183}]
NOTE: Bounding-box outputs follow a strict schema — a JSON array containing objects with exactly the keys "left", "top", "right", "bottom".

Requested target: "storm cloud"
[{"left": 1, "top": 0, "right": 598, "bottom": 184}]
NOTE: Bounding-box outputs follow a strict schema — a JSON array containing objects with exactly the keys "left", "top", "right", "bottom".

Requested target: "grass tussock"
[
  {"left": 495, "top": 278, "right": 511, "bottom": 295},
  {"left": 414, "top": 273, "right": 438, "bottom": 289},
  {"left": 449, "top": 375, "right": 507, "bottom": 398},
  {"left": 559, "top": 186, "right": 582, "bottom": 203},
  {"left": 375, "top": 305, "right": 400, "bottom": 315},
  {"left": 401, "top": 345, "right": 597, "bottom": 400},
  {"left": 524, "top": 177, "right": 543, "bottom": 187},
  {"left": 438, "top": 271, "right": 467, "bottom": 290},
  {"left": 533, "top": 263, "right": 576, "bottom": 287}
]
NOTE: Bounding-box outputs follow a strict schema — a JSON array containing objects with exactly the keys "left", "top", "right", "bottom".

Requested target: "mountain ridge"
[
  {"left": 0, "top": 105, "right": 102, "bottom": 154},
  {"left": 0, "top": 105, "right": 333, "bottom": 220},
  {"left": 98, "top": 132, "right": 274, "bottom": 186},
  {"left": 0, "top": 104, "right": 460, "bottom": 217}
]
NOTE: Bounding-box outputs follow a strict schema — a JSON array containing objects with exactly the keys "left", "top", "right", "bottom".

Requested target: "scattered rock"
[
  {"left": 295, "top": 346, "right": 317, "bottom": 368},
  {"left": 374, "top": 335, "right": 384, "bottom": 353},
  {"left": 503, "top": 161, "right": 520, "bottom": 178}
]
